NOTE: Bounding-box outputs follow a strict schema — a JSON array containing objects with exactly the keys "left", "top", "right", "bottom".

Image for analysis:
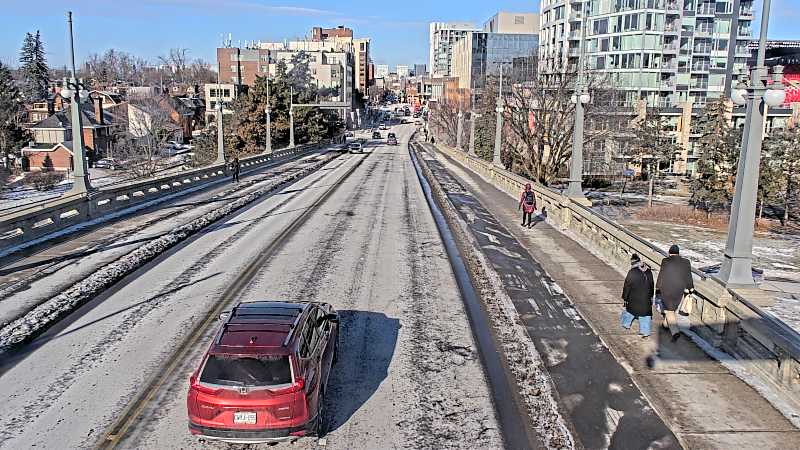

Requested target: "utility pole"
[
  {"left": 63, "top": 11, "right": 91, "bottom": 195},
  {"left": 265, "top": 78, "right": 272, "bottom": 154},
  {"left": 564, "top": 5, "right": 590, "bottom": 203},
  {"left": 718, "top": 0, "right": 785, "bottom": 287}
]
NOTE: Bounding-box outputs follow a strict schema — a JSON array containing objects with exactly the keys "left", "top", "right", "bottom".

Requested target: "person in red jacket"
[{"left": 518, "top": 183, "right": 537, "bottom": 228}]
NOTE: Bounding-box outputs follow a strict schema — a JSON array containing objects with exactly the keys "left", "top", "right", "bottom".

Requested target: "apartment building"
[
  {"left": 429, "top": 22, "right": 480, "bottom": 77},
  {"left": 354, "top": 38, "right": 372, "bottom": 93},
  {"left": 447, "top": 11, "right": 539, "bottom": 95},
  {"left": 414, "top": 64, "right": 427, "bottom": 77},
  {"left": 483, "top": 11, "right": 540, "bottom": 34},
  {"left": 396, "top": 65, "right": 410, "bottom": 78},
  {"left": 376, "top": 64, "right": 389, "bottom": 78},
  {"left": 311, "top": 26, "right": 353, "bottom": 41},
  {"left": 538, "top": 0, "right": 754, "bottom": 108}
]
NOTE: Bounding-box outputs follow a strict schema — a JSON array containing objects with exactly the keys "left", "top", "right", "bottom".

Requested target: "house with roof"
[
  {"left": 20, "top": 98, "right": 118, "bottom": 172},
  {"left": 21, "top": 142, "right": 75, "bottom": 172}
]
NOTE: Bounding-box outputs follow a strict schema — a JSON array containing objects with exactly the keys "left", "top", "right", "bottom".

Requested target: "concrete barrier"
[
  {"left": 0, "top": 138, "right": 341, "bottom": 254},
  {"left": 434, "top": 142, "right": 800, "bottom": 414}
]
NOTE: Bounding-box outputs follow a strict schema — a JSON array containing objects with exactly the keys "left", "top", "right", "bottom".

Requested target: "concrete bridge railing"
[
  {"left": 0, "top": 138, "right": 342, "bottom": 255},
  {"left": 434, "top": 142, "right": 800, "bottom": 414}
]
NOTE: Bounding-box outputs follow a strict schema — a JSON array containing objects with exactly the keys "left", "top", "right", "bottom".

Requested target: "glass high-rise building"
[
  {"left": 452, "top": 32, "right": 540, "bottom": 91},
  {"left": 538, "top": 0, "right": 754, "bottom": 107}
]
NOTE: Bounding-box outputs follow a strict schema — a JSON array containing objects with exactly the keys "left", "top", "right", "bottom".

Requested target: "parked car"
[
  {"left": 349, "top": 142, "right": 364, "bottom": 153},
  {"left": 372, "top": 131, "right": 382, "bottom": 139},
  {"left": 187, "top": 301, "right": 339, "bottom": 444},
  {"left": 95, "top": 158, "right": 122, "bottom": 170}
]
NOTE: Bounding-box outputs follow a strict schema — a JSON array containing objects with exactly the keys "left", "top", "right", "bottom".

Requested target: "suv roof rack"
[{"left": 282, "top": 303, "right": 310, "bottom": 347}]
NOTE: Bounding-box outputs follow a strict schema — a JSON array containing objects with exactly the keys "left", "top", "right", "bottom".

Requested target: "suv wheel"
[{"left": 315, "top": 389, "right": 328, "bottom": 437}]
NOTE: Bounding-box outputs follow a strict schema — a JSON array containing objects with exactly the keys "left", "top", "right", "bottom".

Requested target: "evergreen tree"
[
  {"left": 0, "top": 62, "right": 30, "bottom": 170},
  {"left": 19, "top": 31, "right": 50, "bottom": 101},
  {"left": 690, "top": 99, "right": 740, "bottom": 215},
  {"left": 764, "top": 126, "right": 800, "bottom": 225}
]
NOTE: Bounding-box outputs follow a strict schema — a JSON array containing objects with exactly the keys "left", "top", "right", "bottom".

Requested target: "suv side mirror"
[{"left": 218, "top": 311, "right": 230, "bottom": 321}]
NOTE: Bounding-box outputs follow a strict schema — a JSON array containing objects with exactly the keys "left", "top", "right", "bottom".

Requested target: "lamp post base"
[
  {"left": 716, "top": 254, "right": 757, "bottom": 288},
  {"left": 564, "top": 181, "right": 590, "bottom": 206},
  {"left": 69, "top": 175, "right": 92, "bottom": 196}
]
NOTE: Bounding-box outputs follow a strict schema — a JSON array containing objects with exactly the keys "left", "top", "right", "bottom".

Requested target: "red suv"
[{"left": 187, "top": 300, "right": 339, "bottom": 444}]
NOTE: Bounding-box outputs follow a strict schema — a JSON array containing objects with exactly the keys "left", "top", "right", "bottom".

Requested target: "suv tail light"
[
  {"left": 190, "top": 374, "right": 221, "bottom": 395},
  {"left": 268, "top": 377, "right": 304, "bottom": 395}
]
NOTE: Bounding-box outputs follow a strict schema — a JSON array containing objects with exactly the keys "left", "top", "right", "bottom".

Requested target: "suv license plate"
[{"left": 234, "top": 411, "right": 257, "bottom": 424}]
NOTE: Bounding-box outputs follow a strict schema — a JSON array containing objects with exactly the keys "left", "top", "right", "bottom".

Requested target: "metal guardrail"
[
  {"left": 434, "top": 142, "right": 800, "bottom": 413},
  {"left": 0, "top": 137, "right": 342, "bottom": 254}
]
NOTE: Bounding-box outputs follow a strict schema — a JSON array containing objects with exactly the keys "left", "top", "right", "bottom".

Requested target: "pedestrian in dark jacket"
[
  {"left": 656, "top": 244, "right": 694, "bottom": 342},
  {"left": 621, "top": 254, "right": 654, "bottom": 337},
  {"left": 518, "top": 183, "right": 537, "bottom": 228},
  {"left": 231, "top": 156, "right": 240, "bottom": 183}
]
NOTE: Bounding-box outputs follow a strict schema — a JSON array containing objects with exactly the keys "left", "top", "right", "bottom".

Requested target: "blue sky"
[{"left": 1, "top": 0, "right": 798, "bottom": 70}]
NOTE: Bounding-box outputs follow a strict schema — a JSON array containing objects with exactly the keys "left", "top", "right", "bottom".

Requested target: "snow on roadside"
[
  {"left": 414, "top": 145, "right": 574, "bottom": 449},
  {"left": 0, "top": 153, "right": 338, "bottom": 354}
]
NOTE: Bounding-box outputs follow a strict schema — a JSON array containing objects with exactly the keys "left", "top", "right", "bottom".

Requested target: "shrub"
[{"left": 28, "top": 171, "right": 65, "bottom": 191}]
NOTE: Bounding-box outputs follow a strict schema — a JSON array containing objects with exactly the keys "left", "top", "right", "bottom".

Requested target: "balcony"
[
  {"left": 692, "top": 64, "right": 710, "bottom": 73},
  {"left": 569, "top": 10, "right": 583, "bottom": 22},
  {"left": 695, "top": 27, "right": 713, "bottom": 37},
  {"left": 735, "top": 46, "right": 751, "bottom": 57},
  {"left": 665, "top": 3, "right": 679, "bottom": 12},
  {"left": 661, "top": 80, "right": 676, "bottom": 90},
  {"left": 738, "top": 28, "right": 753, "bottom": 37},
  {"left": 568, "top": 46, "right": 581, "bottom": 57},
  {"left": 690, "top": 83, "right": 709, "bottom": 90},
  {"left": 739, "top": 7, "right": 754, "bottom": 18},
  {"left": 661, "top": 61, "right": 678, "bottom": 71},
  {"left": 693, "top": 46, "right": 712, "bottom": 54},
  {"left": 664, "top": 23, "right": 679, "bottom": 34},
  {"left": 697, "top": 7, "right": 715, "bottom": 16},
  {"left": 568, "top": 30, "right": 581, "bottom": 40}
]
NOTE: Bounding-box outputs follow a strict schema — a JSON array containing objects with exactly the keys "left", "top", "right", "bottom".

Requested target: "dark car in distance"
[
  {"left": 187, "top": 301, "right": 339, "bottom": 444},
  {"left": 372, "top": 131, "right": 382, "bottom": 139}
]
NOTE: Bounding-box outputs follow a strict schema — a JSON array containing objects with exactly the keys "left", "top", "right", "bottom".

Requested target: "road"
[{"left": 0, "top": 124, "right": 502, "bottom": 450}]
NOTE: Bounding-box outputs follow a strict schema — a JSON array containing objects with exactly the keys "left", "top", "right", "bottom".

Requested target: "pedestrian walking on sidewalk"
[
  {"left": 518, "top": 183, "right": 537, "bottom": 228},
  {"left": 656, "top": 244, "right": 694, "bottom": 342},
  {"left": 621, "top": 254, "right": 654, "bottom": 338},
  {"left": 231, "top": 156, "right": 240, "bottom": 183}
]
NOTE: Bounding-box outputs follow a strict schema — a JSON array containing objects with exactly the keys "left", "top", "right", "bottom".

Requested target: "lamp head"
[
  {"left": 731, "top": 88, "right": 748, "bottom": 106},
  {"left": 580, "top": 92, "right": 591, "bottom": 104},
  {"left": 60, "top": 78, "right": 73, "bottom": 99}
]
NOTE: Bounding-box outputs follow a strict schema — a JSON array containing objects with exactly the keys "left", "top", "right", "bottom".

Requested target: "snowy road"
[{"left": 0, "top": 125, "right": 502, "bottom": 450}]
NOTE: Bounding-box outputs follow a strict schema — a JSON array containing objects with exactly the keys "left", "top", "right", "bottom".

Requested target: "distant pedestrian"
[
  {"left": 655, "top": 244, "right": 694, "bottom": 342},
  {"left": 621, "top": 254, "right": 654, "bottom": 338},
  {"left": 430, "top": 135, "right": 435, "bottom": 144},
  {"left": 231, "top": 156, "right": 240, "bottom": 183},
  {"left": 518, "top": 183, "right": 537, "bottom": 228}
]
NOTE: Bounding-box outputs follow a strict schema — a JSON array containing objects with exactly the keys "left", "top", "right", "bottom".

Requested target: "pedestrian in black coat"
[
  {"left": 656, "top": 244, "right": 694, "bottom": 341},
  {"left": 621, "top": 254, "right": 654, "bottom": 337}
]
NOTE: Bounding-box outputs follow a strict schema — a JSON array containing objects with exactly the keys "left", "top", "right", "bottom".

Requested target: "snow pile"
[
  {"left": 413, "top": 146, "right": 574, "bottom": 449},
  {"left": 0, "top": 153, "right": 338, "bottom": 353}
]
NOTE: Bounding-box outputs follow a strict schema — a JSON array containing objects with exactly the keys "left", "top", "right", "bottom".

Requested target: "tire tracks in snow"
[
  {"left": 0, "top": 156, "right": 348, "bottom": 447},
  {"left": 0, "top": 158, "right": 321, "bottom": 327}
]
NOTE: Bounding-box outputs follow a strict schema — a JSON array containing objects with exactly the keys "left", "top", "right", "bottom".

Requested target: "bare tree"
[
  {"left": 159, "top": 48, "right": 189, "bottom": 84},
  {"left": 115, "top": 97, "right": 181, "bottom": 178},
  {"left": 427, "top": 99, "right": 461, "bottom": 146},
  {"left": 501, "top": 67, "right": 624, "bottom": 184}
]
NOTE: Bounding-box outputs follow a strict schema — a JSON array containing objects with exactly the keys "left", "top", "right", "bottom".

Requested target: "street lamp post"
[
  {"left": 469, "top": 111, "right": 480, "bottom": 157},
  {"left": 215, "top": 100, "right": 225, "bottom": 164},
  {"left": 265, "top": 79, "right": 272, "bottom": 154},
  {"left": 564, "top": 5, "right": 590, "bottom": 203},
  {"left": 492, "top": 66, "right": 507, "bottom": 167},
  {"left": 456, "top": 110, "right": 464, "bottom": 150},
  {"left": 62, "top": 11, "right": 91, "bottom": 195},
  {"left": 718, "top": 0, "right": 785, "bottom": 287},
  {"left": 289, "top": 86, "right": 295, "bottom": 148}
]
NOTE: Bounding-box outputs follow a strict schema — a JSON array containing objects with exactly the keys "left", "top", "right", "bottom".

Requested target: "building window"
[
  {"left": 223, "top": 89, "right": 231, "bottom": 97},
  {"left": 515, "top": 15, "right": 525, "bottom": 25}
]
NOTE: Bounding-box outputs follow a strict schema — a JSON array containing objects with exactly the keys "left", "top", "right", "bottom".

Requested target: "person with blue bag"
[{"left": 621, "top": 254, "right": 654, "bottom": 338}]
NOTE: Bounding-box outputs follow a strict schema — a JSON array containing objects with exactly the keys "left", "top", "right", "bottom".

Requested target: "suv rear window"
[{"left": 200, "top": 355, "right": 291, "bottom": 387}]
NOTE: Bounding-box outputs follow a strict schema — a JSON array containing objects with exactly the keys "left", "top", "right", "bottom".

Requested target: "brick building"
[{"left": 311, "top": 26, "right": 353, "bottom": 41}]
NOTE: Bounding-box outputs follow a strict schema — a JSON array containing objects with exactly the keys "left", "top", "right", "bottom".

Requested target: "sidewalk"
[{"left": 428, "top": 144, "right": 800, "bottom": 449}]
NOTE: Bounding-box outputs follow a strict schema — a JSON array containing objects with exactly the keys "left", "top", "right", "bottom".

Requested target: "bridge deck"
[{"left": 428, "top": 143, "right": 800, "bottom": 450}]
